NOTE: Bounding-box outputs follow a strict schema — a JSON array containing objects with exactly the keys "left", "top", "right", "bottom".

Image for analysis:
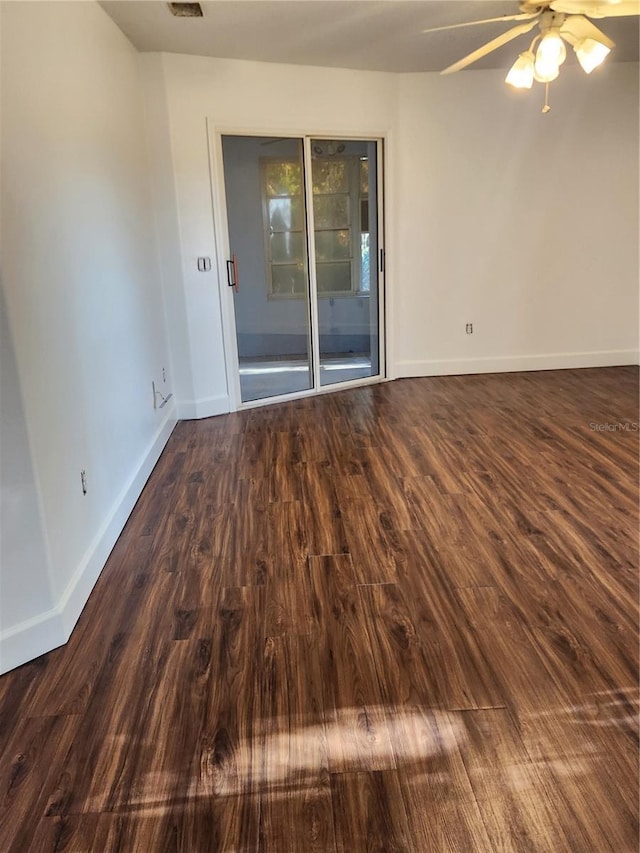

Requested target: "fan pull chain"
[{"left": 542, "top": 82, "right": 551, "bottom": 114}]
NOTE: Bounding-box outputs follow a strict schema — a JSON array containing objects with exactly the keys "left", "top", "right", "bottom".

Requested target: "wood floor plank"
[
  {"left": 397, "top": 758, "right": 494, "bottom": 851},
  {"left": 525, "top": 511, "right": 638, "bottom": 633},
  {"left": 331, "top": 770, "right": 412, "bottom": 853},
  {"left": 0, "top": 715, "right": 80, "bottom": 853},
  {"left": 264, "top": 501, "right": 315, "bottom": 636},
  {"left": 454, "top": 585, "right": 577, "bottom": 714},
  {"left": 102, "top": 637, "right": 212, "bottom": 817},
  {"left": 26, "top": 568, "right": 174, "bottom": 718},
  {"left": 357, "top": 582, "right": 444, "bottom": 710},
  {"left": 512, "top": 689, "right": 640, "bottom": 851},
  {"left": 407, "top": 428, "right": 472, "bottom": 496},
  {"left": 455, "top": 709, "right": 574, "bottom": 852},
  {"left": 341, "top": 499, "right": 403, "bottom": 585},
  {"left": 400, "top": 475, "right": 467, "bottom": 542},
  {"left": 348, "top": 448, "right": 415, "bottom": 532},
  {"left": 51, "top": 636, "right": 174, "bottom": 815},
  {"left": 299, "top": 462, "right": 350, "bottom": 557},
  {"left": 185, "top": 585, "right": 264, "bottom": 852},
  {"left": 395, "top": 531, "right": 506, "bottom": 710},
  {"left": 0, "top": 366, "right": 637, "bottom": 852},
  {"left": 356, "top": 581, "right": 496, "bottom": 848},
  {"left": 308, "top": 555, "right": 395, "bottom": 772},
  {"left": 0, "top": 656, "right": 48, "bottom": 748},
  {"left": 205, "top": 492, "right": 271, "bottom": 588},
  {"left": 259, "top": 635, "right": 336, "bottom": 853},
  {"left": 25, "top": 813, "right": 103, "bottom": 853},
  {"left": 428, "top": 540, "right": 497, "bottom": 589},
  {"left": 72, "top": 811, "right": 181, "bottom": 853},
  {"left": 267, "top": 431, "right": 304, "bottom": 504}
]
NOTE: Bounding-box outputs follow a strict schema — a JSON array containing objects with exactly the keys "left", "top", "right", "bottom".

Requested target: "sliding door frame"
[{"left": 208, "top": 123, "right": 387, "bottom": 412}]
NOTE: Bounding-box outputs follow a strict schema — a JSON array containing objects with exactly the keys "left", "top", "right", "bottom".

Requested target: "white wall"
[
  {"left": 395, "top": 63, "right": 639, "bottom": 376},
  {"left": 138, "top": 53, "right": 195, "bottom": 406},
  {"left": 140, "top": 52, "right": 398, "bottom": 416},
  {"left": 0, "top": 1, "right": 176, "bottom": 673},
  {"left": 0, "top": 284, "right": 57, "bottom": 668},
  {"left": 143, "top": 54, "right": 638, "bottom": 410}
]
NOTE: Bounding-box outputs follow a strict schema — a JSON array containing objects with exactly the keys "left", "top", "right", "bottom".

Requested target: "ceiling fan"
[{"left": 422, "top": 0, "right": 640, "bottom": 109}]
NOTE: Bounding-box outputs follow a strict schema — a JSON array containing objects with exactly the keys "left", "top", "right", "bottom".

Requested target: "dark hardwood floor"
[{"left": 0, "top": 367, "right": 638, "bottom": 852}]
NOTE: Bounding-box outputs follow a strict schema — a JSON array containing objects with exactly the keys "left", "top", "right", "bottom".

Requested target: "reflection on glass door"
[
  {"left": 221, "top": 135, "right": 312, "bottom": 403},
  {"left": 310, "top": 139, "right": 380, "bottom": 387}
]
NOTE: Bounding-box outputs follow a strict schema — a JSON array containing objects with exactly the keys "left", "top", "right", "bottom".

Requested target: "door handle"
[{"left": 226, "top": 254, "right": 239, "bottom": 291}]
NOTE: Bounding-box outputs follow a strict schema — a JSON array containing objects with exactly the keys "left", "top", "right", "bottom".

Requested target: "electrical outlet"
[
  {"left": 162, "top": 367, "right": 166, "bottom": 383},
  {"left": 80, "top": 470, "right": 87, "bottom": 495},
  {"left": 466, "top": 323, "right": 473, "bottom": 335}
]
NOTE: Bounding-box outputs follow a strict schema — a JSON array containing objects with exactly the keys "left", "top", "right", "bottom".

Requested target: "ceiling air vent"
[{"left": 167, "top": 3, "right": 203, "bottom": 17}]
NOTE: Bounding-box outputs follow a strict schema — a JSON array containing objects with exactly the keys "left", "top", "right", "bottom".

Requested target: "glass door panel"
[
  {"left": 310, "top": 140, "right": 381, "bottom": 387},
  {"left": 221, "top": 135, "right": 312, "bottom": 403}
]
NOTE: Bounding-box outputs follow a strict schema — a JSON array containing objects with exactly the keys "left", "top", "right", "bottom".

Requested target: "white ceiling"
[{"left": 100, "top": 0, "right": 639, "bottom": 73}]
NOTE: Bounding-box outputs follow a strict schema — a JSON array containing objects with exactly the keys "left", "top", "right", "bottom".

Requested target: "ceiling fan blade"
[
  {"left": 560, "top": 14, "right": 615, "bottom": 46},
  {"left": 551, "top": 0, "right": 640, "bottom": 16},
  {"left": 441, "top": 20, "right": 539, "bottom": 75},
  {"left": 422, "top": 12, "right": 539, "bottom": 35}
]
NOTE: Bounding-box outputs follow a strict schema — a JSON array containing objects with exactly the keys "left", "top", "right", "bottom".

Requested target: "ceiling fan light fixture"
[
  {"left": 533, "top": 58, "right": 561, "bottom": 82},
  {"left": 531, "top": 29, "right": 566, "bottom": 83},
  {"left": 536, "top": 31, "right": 567, "bottom": 67},
  {"left": 506, "top": 51, "right": 535, "bottom": 88},
  {"left": 575, "top": 37, "right": 611, "bottom": 72}
]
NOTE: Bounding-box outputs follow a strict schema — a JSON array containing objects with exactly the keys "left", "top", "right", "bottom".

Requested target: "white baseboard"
[
  {"left": 0, "top": 607, "right": 65, "bottom": 676},
  {"left": 396, "top": 350, "right": 640, "bottom": 378},
  {"left": 0, "top": 409, "right": 177, "bottom": 675},
  {"left": 176, "top": 394, "right": 231, "bottom": 420}
]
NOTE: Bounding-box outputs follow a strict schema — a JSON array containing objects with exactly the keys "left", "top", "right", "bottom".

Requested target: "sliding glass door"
[
  {"left": 221, "top": 134, "right": 383, "bottom": 405},
  {"left": 221, "top": 136, "right": 313, "bottom": 403},
  {"left": 310, "top": 140, "right": 380, "bottom": 386}
]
